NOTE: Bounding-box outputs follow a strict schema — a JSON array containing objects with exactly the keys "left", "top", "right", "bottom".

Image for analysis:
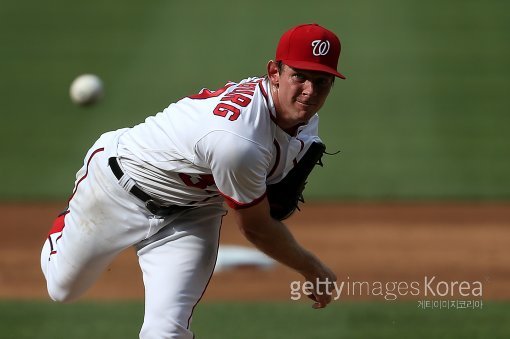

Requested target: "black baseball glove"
[{"left": 266, "top": 141, "right": 326, "bottom": 220}]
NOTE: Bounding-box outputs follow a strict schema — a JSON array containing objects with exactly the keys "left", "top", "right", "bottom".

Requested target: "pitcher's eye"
[
  {"left": 316, "top": 77, "right": 333, "bottom": 87},
  {"left": 292, "top": 73, "right": 306, "bottom": 83}
]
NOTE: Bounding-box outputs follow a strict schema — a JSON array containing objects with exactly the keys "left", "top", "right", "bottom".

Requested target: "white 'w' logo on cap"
[{"left": 311, "top": 40, "right": 330, "bottom": 56}]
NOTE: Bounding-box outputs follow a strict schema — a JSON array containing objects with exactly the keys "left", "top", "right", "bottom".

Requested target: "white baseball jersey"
[
  {"left": 116, "top": 76, "right": 322, "bottom": 209},
  {"left": 41, "top": 76, "right": 323, "bottom": 338}
]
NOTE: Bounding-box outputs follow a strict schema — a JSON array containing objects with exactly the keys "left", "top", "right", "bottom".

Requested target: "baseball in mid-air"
[{"left": 69, "top": 74, "right": 104, "bottom": 106}]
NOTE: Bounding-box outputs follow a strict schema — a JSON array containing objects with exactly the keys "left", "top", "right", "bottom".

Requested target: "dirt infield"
[{"left": 1, "top": 202, "right": 509, "bottom": 301}]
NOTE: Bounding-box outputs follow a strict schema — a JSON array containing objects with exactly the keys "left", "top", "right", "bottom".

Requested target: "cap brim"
[{"left": 282, "top": 60, "right": 346, "bottom": 79}]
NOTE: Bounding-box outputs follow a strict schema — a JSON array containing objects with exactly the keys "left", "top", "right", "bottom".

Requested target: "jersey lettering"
[
  {"left": 212, "top": 81, "right": 259, "bottom": 121},
  {"left": 213, "top": 103, "right": 240, "bottom": 121},
  {"left": 221, "top": 93, "right": 251, "bottom": 107},
  {"left": 189, "top": 80, "right": 260, "bottom": 122},
  {"left": 178, "top": 173, "right": 215, "bottom": 190},
  {"left": 188, "top": 83, "right": 234, "bottom": 100}
]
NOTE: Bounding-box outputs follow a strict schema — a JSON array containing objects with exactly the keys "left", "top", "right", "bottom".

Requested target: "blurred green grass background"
[
  {"left": 1, "top": 300, "right": 509, "bottom": 339},
  {"left": 1, "top": 0, "right": 509, "bottom": 201},
  {"left": 1, "top": 1, "right": 509, "bottom": 338}
]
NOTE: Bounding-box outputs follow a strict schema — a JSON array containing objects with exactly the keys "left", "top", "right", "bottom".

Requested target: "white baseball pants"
[{"left": 40, "top": 130, "right": 225, "bottom": 338}]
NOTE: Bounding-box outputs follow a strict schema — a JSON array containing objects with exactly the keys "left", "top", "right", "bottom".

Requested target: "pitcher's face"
[{"left": 268, "top": 61, "right": 333, "bottom": 132}]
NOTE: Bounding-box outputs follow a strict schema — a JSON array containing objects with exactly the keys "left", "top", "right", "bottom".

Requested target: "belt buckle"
[
  {"left": 145, "top": 199, "right": 188, "bottom": 217},
  {"left": 145, "top": 200, "right": 161, "bottom": 215}
]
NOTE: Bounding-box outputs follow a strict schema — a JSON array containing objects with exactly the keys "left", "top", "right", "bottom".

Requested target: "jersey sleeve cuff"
[{"left": 220, "top": 191, "right": 266, "bottom": 210}]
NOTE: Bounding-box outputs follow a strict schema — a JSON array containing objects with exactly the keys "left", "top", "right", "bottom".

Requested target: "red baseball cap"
[{"left": 276, "top": 23, "right": 345, "bottom": 79}]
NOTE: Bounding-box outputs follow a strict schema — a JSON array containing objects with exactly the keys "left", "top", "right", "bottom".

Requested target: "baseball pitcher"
[{"left": 41, "top": 23, "right": 346, "bottom": 338}]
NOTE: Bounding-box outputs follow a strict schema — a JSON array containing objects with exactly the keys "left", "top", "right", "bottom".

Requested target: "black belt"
[{"left": 108, "top": 157, "right": 190, "bottom": 216}]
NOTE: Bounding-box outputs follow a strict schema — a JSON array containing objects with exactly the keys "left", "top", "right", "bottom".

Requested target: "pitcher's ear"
[{"left": 267, "top": 60, "right": 280, "bottom": 85}]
